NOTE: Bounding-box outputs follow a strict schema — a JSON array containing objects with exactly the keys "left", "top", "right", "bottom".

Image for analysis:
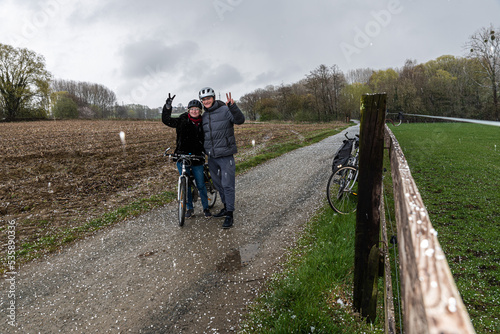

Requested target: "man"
[{"left": 199, "top": 87, "right": 245, "bottom": 228}]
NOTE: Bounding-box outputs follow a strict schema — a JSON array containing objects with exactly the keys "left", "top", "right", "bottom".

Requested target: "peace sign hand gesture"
[
  {"left": 165, "top": 93, "right": 176, "bottom": 109},
  {"left": 226, "top": 92, "right": 234, "bottom": 107}
]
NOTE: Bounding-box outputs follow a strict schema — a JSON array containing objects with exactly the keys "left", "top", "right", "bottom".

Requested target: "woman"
[{"left": 162, "top": 93, "right": 211, "bottom": 218}]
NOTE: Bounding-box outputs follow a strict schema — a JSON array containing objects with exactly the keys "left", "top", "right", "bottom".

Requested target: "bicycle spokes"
[{"left": 327, "top": 166, "right": 358, "bottom": 214}]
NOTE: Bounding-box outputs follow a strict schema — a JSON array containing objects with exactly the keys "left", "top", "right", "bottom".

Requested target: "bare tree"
[
  {"left": 331, "top": 65, "right": 346, "bottom": 118},
  {"left": 276, "top": 83, "right": 294, "bottom": 120},
  {"left": 52, "top": 79, "right": 117, "bottom": 118},
  {"left": 239, "top": 91, "right": 260, "bottom": 120},
  {"left": 346, "top": 68, "right": 374, "bottom": 85},
  {"left": 465, "top": 24, "right": 500, "bottom": 120},
  {"left": 306, "top": 64, "right": 346, "bottom": 121}
]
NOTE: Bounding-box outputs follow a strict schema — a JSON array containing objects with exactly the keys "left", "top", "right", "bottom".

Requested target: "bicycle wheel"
[
  {"left": 326, "top": 166, "right": 358, "bottom": 214},
  {"left": 204, "top": 165, "right": 217, "bottom": 208},
  {"left": 206, "top": 179, "right": 218, "bottom": 209},
  {"left": 178, "top": 176, "right": 187, "bottom": 226}
]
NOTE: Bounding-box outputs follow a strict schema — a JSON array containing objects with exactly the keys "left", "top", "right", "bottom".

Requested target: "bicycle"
[
  {"left": 164, "top": 149, "right": 218, "bottom": 226},
  {"left": 326, "top": 132, "right": 360, "bottom": 214}
]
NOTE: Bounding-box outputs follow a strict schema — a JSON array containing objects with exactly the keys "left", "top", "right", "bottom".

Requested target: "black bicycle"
[
  {"left": 326, "top": 133, "right": 360, "bottom": 214},
  {"left": 164, "top": 149, "right": 217, "bottom": 226}
]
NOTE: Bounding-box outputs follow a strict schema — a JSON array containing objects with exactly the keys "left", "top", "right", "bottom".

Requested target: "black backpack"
[{"left": 332, "top": 139, "right": 353, "bottom": 173}]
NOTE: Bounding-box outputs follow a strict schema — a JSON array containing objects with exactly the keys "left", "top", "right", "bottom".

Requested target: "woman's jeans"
[{"left": 176, "top": 162, "right": 209, "bottom": 211}]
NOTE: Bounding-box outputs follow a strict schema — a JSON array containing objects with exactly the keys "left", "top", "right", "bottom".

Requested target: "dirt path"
[{"left": 1, "top": 125, "right": 359, "bottom": 333}]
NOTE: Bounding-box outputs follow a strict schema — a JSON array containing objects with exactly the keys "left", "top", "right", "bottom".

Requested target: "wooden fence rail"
[{"left": 384, "top": 125, "right": 475, "bottom": 334}]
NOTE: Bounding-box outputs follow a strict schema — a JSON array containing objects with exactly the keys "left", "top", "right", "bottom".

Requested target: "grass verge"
[
  {"left": 239, "top": 205, "right": 384, "bottom": 333},
  {"left": 389, "top": 122, "right": 499, "bottom": 333}
]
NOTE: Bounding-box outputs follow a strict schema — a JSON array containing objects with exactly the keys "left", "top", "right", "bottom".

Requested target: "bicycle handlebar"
[
  {"left": 172, "top": 154, "right": 206, "bottom": 161},
  {"left": 344, "top": 132, "right": 360, "bottom": 150},
  {"left": 344, "top": 132, "right": 360, "bottom": 141},
  {"left": 163, "top": 148, "right": 205, "bottom": 163}
]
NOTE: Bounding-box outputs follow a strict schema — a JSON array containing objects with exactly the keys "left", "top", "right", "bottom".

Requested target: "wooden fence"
[{"left": 383, "top": 125, "right": 476, "bottom": 334}]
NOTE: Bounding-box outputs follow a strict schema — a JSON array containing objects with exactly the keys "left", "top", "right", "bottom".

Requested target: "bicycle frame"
[
  {"left": 339, "top": 167, "right": 358, "bottom": 195},
  {"left": 177, "top": 162, "right": 195, "bottom": 196},
  {"left": 175, "top": 154, "right": 204, "bottom": 192}
]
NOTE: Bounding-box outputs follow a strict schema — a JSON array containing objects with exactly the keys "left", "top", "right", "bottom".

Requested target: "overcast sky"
[{"left": 1, "top": 0, "right": 499, "bottom": 108}]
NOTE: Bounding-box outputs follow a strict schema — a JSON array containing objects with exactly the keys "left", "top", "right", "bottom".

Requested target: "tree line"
[
  {"left": 239, "top": 25, "right": 499, "bottom": 122},
  {"left": 1, "top": 25, "right": 498, "bottom": 121},
  {"left": 51, "top": 79, "right": 117, "bottom": 119},
  {"left": 51, "top": 79, "right": 160, "bottom": 120},
  {"left": 0, "top": 44, "right": 157, "bottom": 121}
]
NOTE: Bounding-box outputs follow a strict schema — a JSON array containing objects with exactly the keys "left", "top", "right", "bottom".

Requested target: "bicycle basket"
[{"left": 332, "top": 139, "right": 353, "bottom": 173}]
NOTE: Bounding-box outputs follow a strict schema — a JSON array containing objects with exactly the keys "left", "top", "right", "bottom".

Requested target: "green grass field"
[
  {"left": 240, "top": 122, "right": 499, "bottom": 333},
  {"left": 390, "top": 122, "right": 499, "bottom": 333}
]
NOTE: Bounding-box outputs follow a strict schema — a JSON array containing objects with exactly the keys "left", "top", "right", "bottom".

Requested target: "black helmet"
[
  {"left": 187, "top": 99, "right": 202, "bottom": 109},
  {"left": 198, "top": 87, "right": 215, "bottom": 99}
]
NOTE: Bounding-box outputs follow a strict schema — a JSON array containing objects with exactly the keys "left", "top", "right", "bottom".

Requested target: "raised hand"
[
  {"left": 226, "top": 92, "right": 234, "bottom": 106},
  {"left": 165, "top": 93, "right": 176, "bottom": 109}
]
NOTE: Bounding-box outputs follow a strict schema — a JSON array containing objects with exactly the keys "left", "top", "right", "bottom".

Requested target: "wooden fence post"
[{"left": 353, "top": 93, "right": 387, "bottom": 322}]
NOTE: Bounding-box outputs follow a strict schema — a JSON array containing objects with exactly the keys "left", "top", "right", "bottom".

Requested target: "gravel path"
[{"left": 1, "top": 125, "right": 359, "bottom": 333}]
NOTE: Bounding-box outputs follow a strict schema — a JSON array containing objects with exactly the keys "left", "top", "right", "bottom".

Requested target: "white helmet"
[{"left": 199, "top": 87, "right": 215, "bottom": 99}]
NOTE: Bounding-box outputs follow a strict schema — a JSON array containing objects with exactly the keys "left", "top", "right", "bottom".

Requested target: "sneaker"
[
  {"left": 222, "top": 215, "right": 233, "bottom": 229},
  {"left": 203, "top": 209, "right": 212, "bottom": 218},
  {"left": 213, "top": 207, "right": 227, "bottom": 218},
  {"left": 185, "top": 209, "right": 195, "bottom": 218}
]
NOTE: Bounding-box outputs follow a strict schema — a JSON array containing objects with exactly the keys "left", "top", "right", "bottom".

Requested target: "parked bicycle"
[
  {"left": 164, "top": 148, "right": 217, "bottom": 226},
  {"left": 326, "top": 132, "right": 360, "bottom": 214}
]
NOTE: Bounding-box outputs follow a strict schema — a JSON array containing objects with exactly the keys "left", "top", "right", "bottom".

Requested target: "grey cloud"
[
  {"left": 205, "top": 64, "right": 244, "bottom": 87},
  {"left": 119, "top": 40, "right": 199, "bottom": 79},
  {"left": 66, "top": 1, "right": 209, "bottom": 27},
  {"left": 252, "top": 70, "right": 288, "bottom": 86},
  {"left": 251, "top": 62, "right": 304, "bottom": 87},
  {"left": 177, "top": 62, "right": 243, "bottom": 93}
]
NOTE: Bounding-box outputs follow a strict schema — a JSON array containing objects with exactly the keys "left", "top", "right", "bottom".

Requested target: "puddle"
[
  {"left": 216, "top": 248, "right": 242, "bottom": 272},
  {"left": 240, "top": 243, "right": 260, "bottom": 264},
  {"left": 216, "top": 243, "right": 261, "bottom": 272}
]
